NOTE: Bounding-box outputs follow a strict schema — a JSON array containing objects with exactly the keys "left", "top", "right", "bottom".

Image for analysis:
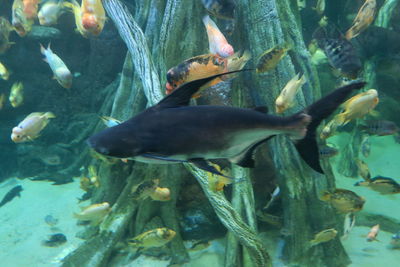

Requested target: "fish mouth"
[{"left": 87, "top": 138, "right": 111, "bottom": 156}]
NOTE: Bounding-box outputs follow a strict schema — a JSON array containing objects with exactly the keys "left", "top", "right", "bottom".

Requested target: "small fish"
[
  {"left": 80, "top": 165, "right": 100, "bottom": 191},
  {"left": 366, "top": 224, "right": 379, "bottom": 242},
  {"left": 0, "top": 62, "right": 11, "bottom": 80},
  {"left": 310, "top": 228, "right": 338, "bottom": 246},
  {"left": 131, "top": 179, "right": 170, "bottom": 201},
  {"left": 355, "top": 158, "right": 371, "bottom": 181},
  {"left": 165, "top": 52, "right": 250, "bottom": 95},
  {"left": 256, "top": 210, "right": 283, "bottom": 227},
  {"left": 207, "top": 163, "right": 232, "bottom": 192},
  {"left": 131, "top": 179, "right": 159, "bottom": 200},
  {"left": 74, "top": 202, "right": 110, "bottom": 225},
  {"left": 0, "top": 93, "right": 5, "bottom": 110},
  {"left": 319, "top": 144, "right": 339, "bottom": 158},
  {"left": 255, "top": 44, "right": 291, "bottom": 73},
  {"left": 38, "top": 0, "right": 65, "bottom": 26},
  {"left": 12, "top": 0, "right": 34, "bottom": 37},
  {"left": 320, "top": 188, "right": 365, "bottom": 213},
  {"left": 345, "top": 0, "right": 377, "bottom": 40},
  {"left": 149, "top": 187, "right": 171, "bottom": 201},
  {"left": 355, "top": 176, "right": 400, "bottom": 194},
  {"left": 40, "top": 43, "right": 73, "bottom": 89},
  {"left": 341, "top": 212, "right": 356, "bottom": 240},
  {"left": 203, "top": 15, "right": 234, "bottom": 58},
  {"left": 359, "top": 120, "right": 399, "bottom": 136},
  {"left": 0, "top": 17, "right": 14, "bottom": 54},
  {"left": 360, "top": 135, "right": 371, "bottom": 157},
  {"left": 188, "top": 240, "right": 211, "bottom": 252},
  {"left": 320, "top": 119, "right": 339, "bottom": 139},
  {"left": 0, "top": 185, "right": 23, "bottom": 207},
  {"left": 263, "top": 186, "right": 280, "bottom": 210},
  {"left": 11, "top": 112, "right": 56, "bottom": 143},
  {"left": 333, "top": 89, "right": 379, "bottom": 126},
  {"left": 390, "top": 231, "right": 400, "bottom": 249},
  {"left": 201, "top": 0, "right": 235, "bottom": 20},
  {"left": 22, "top": 0, "right": 40, "bottom": 19},
  {"left": 81, "top": 0, "right": 106, "bottom": 36},
  {"left": 100, "top": 116, "right": 122, "bottom": 127},
  {"left": 313, "top": 0, "right": 326, "bottom": 16},
  {"left": 313, "top": 24, "right": 362, "bottom": 79},
  {"left": 42, "top": 233, "right": 67, "bottom": 247},
  {"left": 44, "top": 215, "right": 59, "bottom": 226},
  {"left": 9, "top": 81, "right": 24, "bottom": 108},
  {"left": 275, "top": 73, "right": 306, "bottom": 113},
  {"left": 127, "top": 228, "right": 176, "bottom": 249}
]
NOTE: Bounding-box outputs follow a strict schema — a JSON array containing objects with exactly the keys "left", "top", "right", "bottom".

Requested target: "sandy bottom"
[
  {"left": 0, "top": 178, "right": 84, "bottom": 266},
  {"left": 0, "top": 134, "right": 399, "bottom": 266}
]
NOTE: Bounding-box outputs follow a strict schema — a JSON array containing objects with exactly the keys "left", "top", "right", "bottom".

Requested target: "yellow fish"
[
  {"left": 0, "top": 62, "right": 11, "bottom": 80},
  {"left": 74, "top": 202, "right": 110, "bottom": 225},
  {"left": 12, "top": 0, "right": 34, "bottom": 37},
  {"left": 320, "top": 189, "right": 365, "bottom": 213},
  {"left": 40, "top": 43, "right": 73, "bottom": 88},
  {"left": 63, "top": 0, "right": 86, "bottom": 37},
  {"left": 319, "top": 119, "right": 339, "bottom": 139},
  {"left": 207, "top": 163, "right": 232, "bottom": 192},
  {"left": 127, "top": 228, "right": 176, "bottom": 249},
  {"left": 9, "top": 81, "right": 24, "bottom": 108},
  {"left": 333, "top": 89, "right": 379, "bottom": 126},
  {"left": 310, "top": 228, "right": 337, "bottom": 246},
  {"left": 346, "top": 0, "right": 376, "bottom": 40},
  {"left": 256, "top": 44, "right": 291, "bottom": 73},
  {"left": 275, "top": 73, "right": 306, "bottom": 113},
  {"left": 11, "top": 112, "right": 55, "bottom": 142},
  {"left": 149, "top": 187, "right": 171, "bottom": 201}
]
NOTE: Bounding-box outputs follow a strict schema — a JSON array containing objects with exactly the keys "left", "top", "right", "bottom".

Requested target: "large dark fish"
[
  {"left": 313, "top": 23, "right": 362, "bottom": 79},
  {"left": 88, "top": 71, "right": 365, "bottom": 174},
  {"left": 0, "top": 185, "right": 23, "bottom": 207}
]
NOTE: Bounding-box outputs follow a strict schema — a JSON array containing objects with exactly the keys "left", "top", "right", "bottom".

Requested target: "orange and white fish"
[
  {"left": 40, "top": 43, "right": 73, "bottom": 88},
  {"left": 22, "top": 0, "right": 40, "bottom": 19},
  {"left": 12, "top": 0, "right": 34, "bottom": 37},
  {"left": 345, "top": 0, "right": 376, "bottom": 40},
  {"left": 81, "top": 0, "right": 106, "bottom": 36},
  {"left": 275, "top": 73, "right": 306, "bottom": 114},
  {"left": 9, "top": 81, "right": 24, "bottom": 108},
  {"left": 202, "top": 15, "right": 234, "bottom": 58},
  {"left": 38, "top": 0, "right": 65, "bottom": 26},
  {"left": 11, "top": 112, "right": 55, "bottom": 143},
  {"left": 333, "top": 89, "right": 379, "bottom": 126},
  {"left": 165, "top": 51, "right": 250, "bottom": 95},
  {"left": 74, "top": 202, "right": 111, "bottom": 225},
  {"left": 366, "top": 224, "right": 380, "bottom": 242}
]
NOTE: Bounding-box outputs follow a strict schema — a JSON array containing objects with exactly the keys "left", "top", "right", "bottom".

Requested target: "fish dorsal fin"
[
  {"left": 253, "top": 106, "right": 269, "bottom": 113},
  {"left": 156, "top": 69, "right": 251, "bottom": 108}
]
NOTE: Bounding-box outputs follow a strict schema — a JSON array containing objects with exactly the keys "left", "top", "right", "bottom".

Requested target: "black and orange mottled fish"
[
  {"left": 345, "top": 0, "right": 376, "bottom": 40},
  {"left": 165, "top": 52, "right": 250, "bottom": 95}
]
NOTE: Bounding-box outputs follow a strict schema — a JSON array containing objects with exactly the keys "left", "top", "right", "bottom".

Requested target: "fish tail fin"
[
  {"left": 294, "top": 81, "right": 366, "bottom": 173},
  {"left": 39, "top": 43, "right": 45, "bottom": 54},
  {"left": 227, "top": 50, "right": 251, "bottom": 72},
  {"left": 45, "top": 112, "right": 56, "bottom": 119}
]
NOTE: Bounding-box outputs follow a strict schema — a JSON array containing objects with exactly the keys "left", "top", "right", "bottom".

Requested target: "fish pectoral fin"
[
  {"left": 231, "top": 136, "right": 275, "bottom": 168},
  {"left": 141, "top": 153, "right": 185, "bottom": 163}
]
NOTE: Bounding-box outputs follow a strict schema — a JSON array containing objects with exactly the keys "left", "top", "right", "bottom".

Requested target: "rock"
[{"left": 26, "top": 26, "right": 62, "bottom": 40}]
